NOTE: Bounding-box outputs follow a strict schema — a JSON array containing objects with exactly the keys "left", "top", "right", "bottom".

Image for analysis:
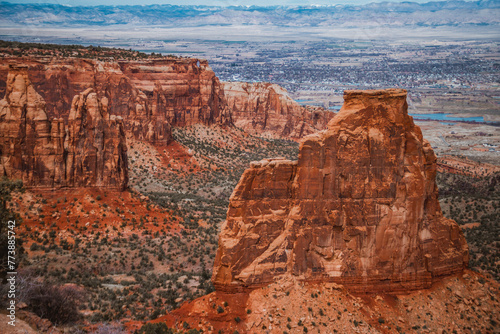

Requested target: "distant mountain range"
[{"left": 0, "top": 1, "right": 499, "bottom": 27}]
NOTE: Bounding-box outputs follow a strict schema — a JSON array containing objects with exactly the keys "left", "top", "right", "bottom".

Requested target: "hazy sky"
[{"left": 2, "top": 0, "right": 455, "bottom": 6}]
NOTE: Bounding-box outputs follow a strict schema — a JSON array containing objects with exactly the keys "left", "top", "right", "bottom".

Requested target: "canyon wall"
[
  {"left": 0, "top": 57, "right": 232, "bottom": 144},
  {"left": 0, "top": 65, "right": 128, "bottom": 189},
  {"left": 212, "top": 88, "right": 469, "bottom": 293},
  {"left": 0, "top": 58, "right": 334, "bottom": 142},
  {"left": 224, "top": 81, "right": 334, "bottom": 139},
  {"left": 0, "top": 56, "right": 338, "bottom": 192}
]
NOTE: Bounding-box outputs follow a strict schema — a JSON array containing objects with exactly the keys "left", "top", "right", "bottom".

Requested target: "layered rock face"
[
  {"left": 213, "top": 88, "right": 469, "bottom": 293},
  {"left": 65, "top": 88, "right": 128, "bottom": 188},
  {"left": 224, "top": 82, "right": 333, "bottom": 139},
  {"left": 0, "top": 58, "right": 231, "bottom": 144},
  {"left": 121, "top": 59, "right": 231, "bottom": 128},
  {"left": 0, "top": 65, "right": 128, "bottom": 189},
  {"left": 0, "top": 58, "right": 335, "bottom": 142}
]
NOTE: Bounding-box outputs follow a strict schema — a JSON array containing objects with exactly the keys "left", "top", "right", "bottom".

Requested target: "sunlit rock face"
[
  {"left": 213, "top": 88, "right": 469, "bottom": 293},
  {"left": 0, "top": 65, "right": 127, "bottom": 189},
  {"left": 0, "top": 58, "right": 334, "bottom": 143},
  {"left": 0, "top": 58, "right": 233, "bottom": 145},
  {"left": 224, "top": 81, "right": 333, "bottom": 139},
  {"left": 65, "top": 88, "right": 128, "bottom": 189},
  {"left": 120, "top": 59, "right": 231, "bottom": 129}
]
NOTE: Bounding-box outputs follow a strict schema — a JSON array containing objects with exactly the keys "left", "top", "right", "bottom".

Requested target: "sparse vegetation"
[
  {"left": 28, "top": 281, "right": 86, "bottom": 324},
  {"left": 437, "top": 171, "right": 500, "bottom": 281},
  {"left": 7, "top": 124, "right": 299, "bottom": 327},
  {"left": 0, "top": 40, "right": 181, "bottom": 61},
  {"left": 137, "top": 322, "right": 173, "bottom": 334},
  {"left": 0, "top": 177, "right": 24, "bottom": 282}
]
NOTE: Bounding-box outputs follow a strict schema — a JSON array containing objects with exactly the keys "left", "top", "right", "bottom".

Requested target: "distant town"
[{"left": 201, "top": 39, "right": 499, "bottom": 115}]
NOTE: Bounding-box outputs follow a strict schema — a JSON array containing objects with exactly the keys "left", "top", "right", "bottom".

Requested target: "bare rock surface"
[
  {"left": 0, "top": 58, "right": 232, "bottom": 144},
  {"left": 212, "top": 88, "right": 469, "bottom": 293},
  {"left": 224, "top": 81, "right": 333, "bottom": 139},
  {"left": 0, "top": 65, "right": 127, "bottom": 189},
  {"left": 1, "top": 58, "right": 334, "bottom": 142},
  {"left": 65, "top": 88, "right": 128, "bottom": 189},
  {"left": 121, "top": 59, "right": 231, "bottom": 128}
]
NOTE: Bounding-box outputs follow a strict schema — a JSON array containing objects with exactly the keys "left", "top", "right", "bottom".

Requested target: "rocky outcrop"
[
  {"left": 212, "top": 88, "right": 469, "bottom": 293},
  {"left": 0, "top": 65, "right": 128, "bottom": 189},
  {"left": 224, "top": 81, "right": 333, "bottom": 139},
  {"left": 65, "top": 88, "right": 128, "bottom": 189},
  {"left": 0, "top": 58, "right": 334, "bottom": 142},
  {"left": 121, "top": 59, "right": 231, "bottom": 128},
  {"left": 160, "top": 269, "right": 499, "bottom": 333},
  {"left": 0, "top": 58, "right": 232, "bottom": 144}
]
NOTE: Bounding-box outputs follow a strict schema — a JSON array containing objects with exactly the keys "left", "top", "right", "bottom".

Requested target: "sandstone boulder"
[{"left": 212, "top": 88, "right": 469, "bottom": 293}]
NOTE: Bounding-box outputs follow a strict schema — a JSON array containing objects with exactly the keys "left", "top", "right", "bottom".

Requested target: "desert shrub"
[
  {"left": 0, "top": 177, "right": 24, "bottom": 282},
  {"left": 15, "top": 270, "right": 41, "bottom": 304},
  {"left": 29, "top": 282, "right": 86, "bottom": 324},
  {"left": 137, "top": 322, "right": 173, "bottom": 334}
]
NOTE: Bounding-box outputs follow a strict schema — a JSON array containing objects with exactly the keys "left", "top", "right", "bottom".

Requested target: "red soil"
[{"left": 11, "top": 188, "right": 182, "bottom": 250}]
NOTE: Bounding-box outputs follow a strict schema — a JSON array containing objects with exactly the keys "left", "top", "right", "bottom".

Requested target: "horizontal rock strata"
[
  {"left": 224, "top": 81, "right": 333, "bottom": 139},
  {"left": 1, "top": 58, "right": 337, "bottom": 141},
  {"left": 0, "top": 65, "right": 128, "bottom": 189},
  {"left": 0, "top": 58, "right": 232, "bottom": 144},
  {"left": 212, "top": 88, "right": 469, "bottom": 293}
]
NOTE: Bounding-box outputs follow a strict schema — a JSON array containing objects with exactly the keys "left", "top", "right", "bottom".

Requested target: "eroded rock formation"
[
  {"left": 224, "top": 81, "right": 333, "bottom": 138},
  {"left": 65, "top": 88, "right": 128, "bottom": 188},
  {"left": 0, "top": 65, "right": 128, "bottom": 189},
  {"left": 0, "top": 58, "right": 232, "bottom": 144},
  {"left": 0, "top": 58, "right": 336, "bottom": 142},
  {"left": 213, "top": 88, "right": 469, "bottom": 293},
  {"left": 121, "top": 59, "right": 231, "bottom": 128}
]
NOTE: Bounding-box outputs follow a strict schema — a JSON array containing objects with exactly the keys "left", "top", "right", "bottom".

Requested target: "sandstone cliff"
[
  {"left": 120, "top": 59, "right": 231, "bottom": 128},
  {"left": 0, "top": 58, "right": 335, "bottom": 142},
  {"left": 0, "top": 65, "right": 128, "bottom": 189},
  {"left": 224, "top": 81, "right": 333, "bottom": 139},
  {"left": 212, "top": 88, "right": 469, "bottom": 293},
  {"left": 65, "top": 88, "right": 128, "bottom": 188},
  {"left": 0, "top": 58, "right": 232, "bottom": 144}
]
